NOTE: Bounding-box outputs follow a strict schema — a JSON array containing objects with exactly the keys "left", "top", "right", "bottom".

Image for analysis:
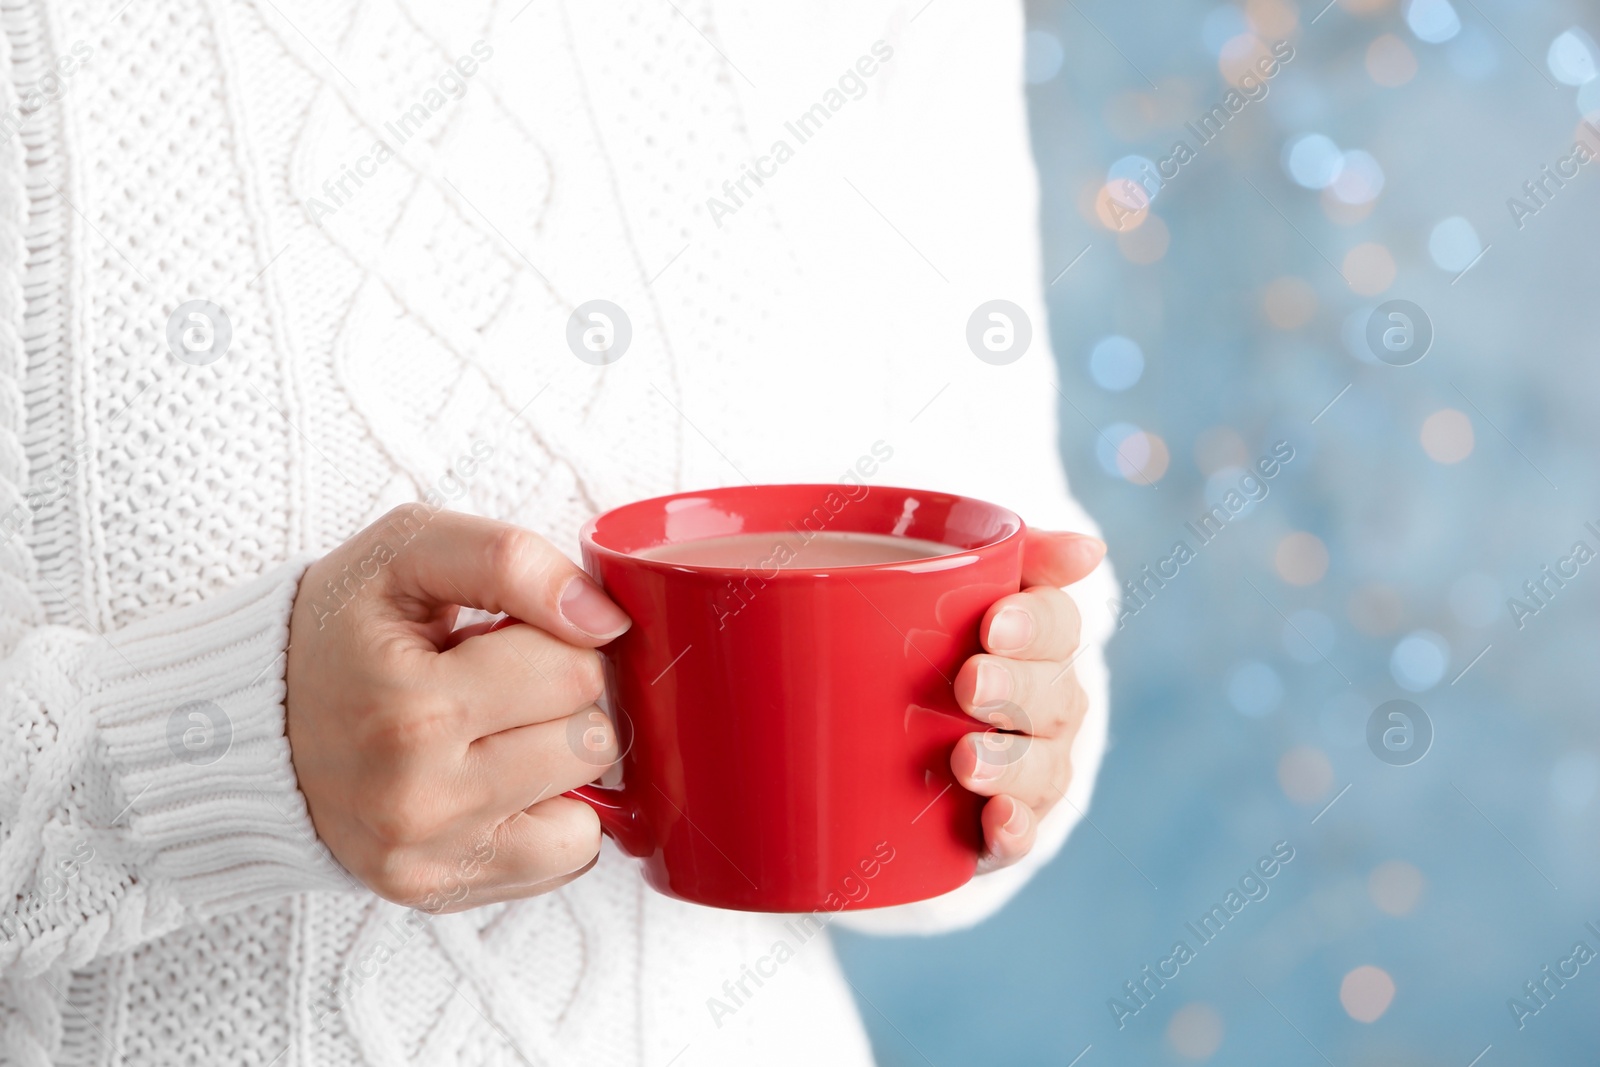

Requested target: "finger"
[
  {"left": 1020, "top": 529, "right": 1105, "bottom": 588},
  {"left": 981, "top": 585, "right": 1081, "bottom": 661},
  {"left": 951, "top": 729, "right": 1072, "bottom": 810},
  {"left": 472, "top": 797, "right": 603, "bottom": 905},
  {"left": 976, "top": 796, "right": 1036, "bottom": 874},
  {"left": 953, "top": 654, "right": 1090, "bottom": 738},
  {"left": 370, "top": 506, "right": 631, "bottom": 645},
  {"left": 465, "top": 709, "right": 617, "bottom": 815},
  {"left": 440, "top": 619, "right": 498, "bottom": 651},
  {"left": 440, "top": 620, "right": 606, "bottom": 736},
  {"left": 420, "top": 798, "right": 604, "bottom": 913},
  {"left": 433, "top": 855, "right": 599, "bottom": 914}
]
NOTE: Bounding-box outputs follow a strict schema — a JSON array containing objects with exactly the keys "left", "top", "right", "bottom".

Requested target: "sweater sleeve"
[
  {"left": 0, "top": 555, "right": 357, "bottom": 979},
  {"left": 0, "top": 2, "right": 355, "bottom": 979}
]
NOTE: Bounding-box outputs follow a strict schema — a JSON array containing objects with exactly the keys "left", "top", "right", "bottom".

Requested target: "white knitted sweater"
[{"left": 0, "top": 1, "right": 1114, "bottom": 1063}]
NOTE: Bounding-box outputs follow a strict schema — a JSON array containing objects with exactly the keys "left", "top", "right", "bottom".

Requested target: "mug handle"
[
  {"left": 483, "top": 616, "right": 657, "bottom": 858},
  {"left": 565, "top": 783, "right": 655, "bottom": 858}
]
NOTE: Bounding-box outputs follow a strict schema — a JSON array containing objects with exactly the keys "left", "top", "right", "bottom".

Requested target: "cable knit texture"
[{"left": 0, "top": 0, "right": 1116, "bottom": 1063}]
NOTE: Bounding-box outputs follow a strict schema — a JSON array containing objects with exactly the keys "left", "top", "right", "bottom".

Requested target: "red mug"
[{"left": 511, "top": 484, "right": 1025, "bottom": 912}]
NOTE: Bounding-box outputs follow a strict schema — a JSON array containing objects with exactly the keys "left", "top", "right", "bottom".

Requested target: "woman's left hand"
[{"left": 950, "top": 528, "right": 1107, "bottom": 873}]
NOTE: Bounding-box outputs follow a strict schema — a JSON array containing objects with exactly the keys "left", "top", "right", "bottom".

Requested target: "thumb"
[
  {"left": 1020, "top": 528, "right": 1107, "bottom": 588},
  {"left": 373, "top": 506, "right": 631, "bottom": 647}
]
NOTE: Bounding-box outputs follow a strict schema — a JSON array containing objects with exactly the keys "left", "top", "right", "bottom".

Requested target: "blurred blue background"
[{"left": 837, "top": 0, "right": 1600, "bottom": 1062}]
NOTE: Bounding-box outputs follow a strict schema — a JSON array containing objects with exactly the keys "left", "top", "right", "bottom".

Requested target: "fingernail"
[
  {"left": 973, "top": 660, "right": 1012, "bottom": 709},
  {"left": 1074, "top": 535, "right": 1108, "bottom": 559},
  {"left": 1001, "top": 800, "right": 1029, "bottom": 838},
  {"left": 559, "top": 576, "right": 632, "bottom": 639},
  {"left": 987, "top": 607, "right": 1032, "bottom": 652},
  {"left": 967, "top": 735, "right": 1002, "bottom": 783}
]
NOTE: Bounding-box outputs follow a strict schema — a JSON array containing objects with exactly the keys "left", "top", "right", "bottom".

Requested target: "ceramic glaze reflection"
[{"left": 636, "top": 531, "right": 958, "bottom": 568}]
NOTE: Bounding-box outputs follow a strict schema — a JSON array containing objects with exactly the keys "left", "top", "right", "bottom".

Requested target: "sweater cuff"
[{"left": 91, "top": 555, "right": 360, "bottom": 921}]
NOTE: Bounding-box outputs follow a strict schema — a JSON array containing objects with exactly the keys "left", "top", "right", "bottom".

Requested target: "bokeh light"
[
  {"left": 1104, "top": 174, "right": 1152, "bottom": 213},
  {"left": 1284, "top": 133, "right": 1344, "bottom": 189},
  {"left": 1390, "top": 630, "right": 1450, "bottom": 691},
  {"left": 1405, "top": 0, "right": 1461, "bottom": 44},
  {"left": 1119, "top": 213, "right": 1172, "bottom": 264},
  {"left": 1108, "top": 155, "right": 1159, "bottom": 205},
  {"left": 1228, "top": 660, "right": 1283, "bottom": 717},
  {"left": 1025, "top": 30, "right": 1065, "bottom": 84},
  {"left": 1367, "top": 34, "right": 1419, "bottom": 87},
  {"left": 1420, "top": 408, "right": 1474, "bottom": 463},
  {"left": 1448, "top": 23, "right": 1499, "bottom": 80},
  {"left": 1277, "top": 745, "right": 1335, "bottom": 805},
  {"left": 1579, "top": 77, "right": 1600, "bottom": 119},
  {"left": 1275, "top": 531, "right": 1330, "bottom": 585},
  {"left": 1096, "top": 183, "right": 1149, "bottom": 231},
  {"left": 1321, "top": 187, "right": 1378, "bottom": 226},
  {"left": 1428, "top": 215, "right": 1482, "bottom": 272},
  {"left": 1340, "top": 966, "right": 1397, "bottom": 1023},
  {"left": 1095, "top": 421, "right": 1143, "bottom": 477},
  {"left": 1261, "top": 276, "right": 1317, "bottom": 329},
  {"left": 1348, "top": 583, "right": 1405, "bottom": 636},
  {"left": 1548, "top": 27, "right": 1600, "bottom": 87},
  {"left": 1369, "top": 860, "right": 1426, "bottom": 916},
  {"left": 1329, "top": 150, "right": 1385, "bottom": 205},
  {"left": 1343, "top": 242, "right": 1396, "bottom": 295},
  {"left": 1204, "top": 467, "right": 1265, "bottom": 516},
  {"left": 1167, "top": 1002, "right": 1225, "bottom": 1060},
  {"left": 1117, "top": 430, "right": 1171, "bottom": 483},
  {"left": 1219, "top": 34, "right": 1273, "bottom": 87},
  {"left": 1246, "top": 0, "right": 1297, "bottom": 39},
  {"left": 1096, "top": 423, "right": 1169, "bottom": 484},
  {"left": 1194, "top": 426, "right": 1249, "bottom": 475},
  {"left": 1088, "top": 335, "right": 1145, "bottom": 391}
]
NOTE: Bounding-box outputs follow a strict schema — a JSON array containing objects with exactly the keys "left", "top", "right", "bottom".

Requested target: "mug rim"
[{"left": 580, "top": 482, "right": 1025, "bottom": 578}]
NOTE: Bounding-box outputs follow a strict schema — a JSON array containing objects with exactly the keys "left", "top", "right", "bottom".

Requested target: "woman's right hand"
[{"left": 284, "top": 506, "right": 632, "bottom": 914}]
